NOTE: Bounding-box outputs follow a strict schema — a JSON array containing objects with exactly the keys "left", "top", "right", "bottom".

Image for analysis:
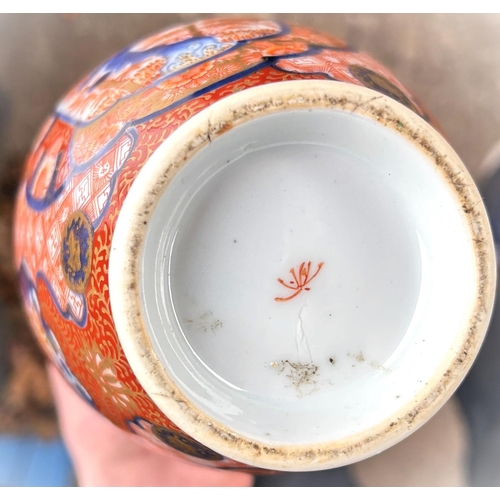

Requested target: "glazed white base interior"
[{"left": 140, "top": 108, "right": 477, "bottom": 445}]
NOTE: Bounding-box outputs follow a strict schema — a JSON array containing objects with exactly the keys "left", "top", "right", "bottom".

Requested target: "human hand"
[{"left": 47, "top": 364, "right": 254, "bottom": 487}]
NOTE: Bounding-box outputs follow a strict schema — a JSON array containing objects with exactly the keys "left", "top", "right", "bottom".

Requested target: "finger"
[{"left": 47, "top": 364, "right": 254, "bottom": 486}]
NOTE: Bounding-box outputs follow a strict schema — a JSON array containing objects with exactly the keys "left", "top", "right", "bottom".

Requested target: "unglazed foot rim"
[{"left": 109, "top": 80, "right": 496, "bottom": 471}]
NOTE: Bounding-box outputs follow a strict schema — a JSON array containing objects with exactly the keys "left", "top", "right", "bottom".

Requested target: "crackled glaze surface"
[{"left": 14, "top": 18, "right": 438, "bottom": 469}]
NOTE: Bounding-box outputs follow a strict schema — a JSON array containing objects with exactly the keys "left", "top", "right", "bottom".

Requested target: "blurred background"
[{"left": 1, "top": 13, "right": 500, "bottom": 487}]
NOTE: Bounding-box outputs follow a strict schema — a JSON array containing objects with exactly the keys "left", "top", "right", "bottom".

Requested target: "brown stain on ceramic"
[
  {"left": 187, "top": 311, "right": 224, "bottom": 334},
  {"left": 271, "top": 359, "right": 320, "bottom": 397}
]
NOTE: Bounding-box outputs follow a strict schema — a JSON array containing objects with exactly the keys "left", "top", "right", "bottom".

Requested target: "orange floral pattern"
[
  {"left": 275, "top": 49, "right": 424, "bottom": 115},
  {"left": 194, "top": 18, "right": 281, "bottom": 42}
]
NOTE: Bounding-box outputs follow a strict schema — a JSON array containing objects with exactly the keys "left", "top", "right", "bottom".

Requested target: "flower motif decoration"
[
  {"left": 83, "top": 341, "right": 139, "bottom": 414},
  {"left": 275, "top": 261, "right": 324, "bottom": 302}
]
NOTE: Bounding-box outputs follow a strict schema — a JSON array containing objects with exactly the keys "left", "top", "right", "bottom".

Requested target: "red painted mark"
[{"left": 275, "top": 261, "right": 324, "bottom": 302}]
